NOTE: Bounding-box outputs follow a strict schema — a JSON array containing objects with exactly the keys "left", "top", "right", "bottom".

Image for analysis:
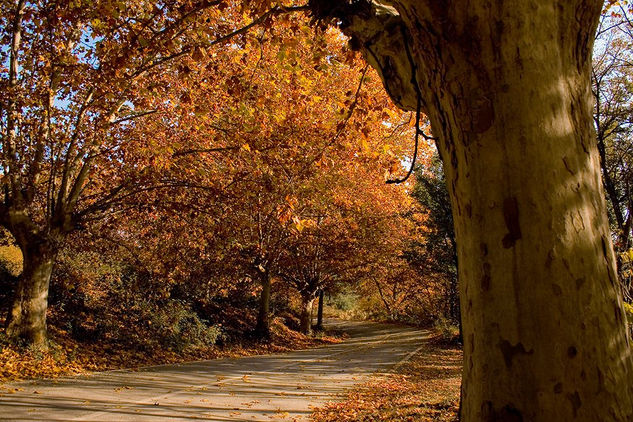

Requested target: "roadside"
[
  {"left": 0, "top": 317, "right": 343, "bottom": 383},
  {"left": 311, "top": 334, "right": 462, "bottom": 422}
]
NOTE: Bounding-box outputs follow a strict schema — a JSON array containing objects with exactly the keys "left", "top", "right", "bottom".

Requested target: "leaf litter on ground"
[{"left": 311, "top": 333, "right": 462, "bottom": 422}]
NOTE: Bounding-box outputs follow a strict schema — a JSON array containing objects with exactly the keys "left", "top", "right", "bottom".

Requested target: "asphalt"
[{"left": 0, "top": 319, "right": 429, "bottom": 421}]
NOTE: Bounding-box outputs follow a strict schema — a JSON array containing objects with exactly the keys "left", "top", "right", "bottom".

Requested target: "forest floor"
[
  {"left": 0, "top": 319, "right": 427, "bottom": 421},
  {"left": 0, "top": 318, "right": 344, "bottom": 383},
  {"left": 311, "top": 333, "right": 462, "bottom": 421}
]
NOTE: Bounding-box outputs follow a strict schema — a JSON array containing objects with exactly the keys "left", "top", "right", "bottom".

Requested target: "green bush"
[
  {"left": 328, "top": 290, "right": 358, "bottom": 311},
  {"left": 85, "top": 297, "right": 223, "bottom": 352},
  {"left": 148, "top": 300, "right": 223, "bottom": 351},
  {"left": 623, "top": 302, "right": 633, "bottom": 321},
  {"left": 50, "top": 248, "right": 224, "bottom": 352},
  {"left": 433, "top": 316, "right": 460, "bottom": 342}
]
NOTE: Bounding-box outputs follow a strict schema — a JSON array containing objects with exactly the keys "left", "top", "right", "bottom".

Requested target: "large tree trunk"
[
  {"left": 299, "top": 295, "right": 315, "bottom": 335},
  {"left": 326, "top": 1, "right": 633, "bottom": 420},
  {"left": 254, "top": 270, "right": 272, "bottom": 339},
  {"left": 407, "top": 2, "right": 632, "bottom": 421},
  {"left": 5, "top": 237, "right": 55, "bottom": 348}
]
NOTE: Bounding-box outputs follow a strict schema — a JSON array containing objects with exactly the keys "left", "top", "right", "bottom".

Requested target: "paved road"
[{"left": 0, "top": 320, "right": 428, "bottom": 421}]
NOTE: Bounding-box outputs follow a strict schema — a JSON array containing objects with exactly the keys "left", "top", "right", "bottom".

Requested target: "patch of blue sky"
[{"left": 74, "top": 26, "right": 102, "bottom": 70}]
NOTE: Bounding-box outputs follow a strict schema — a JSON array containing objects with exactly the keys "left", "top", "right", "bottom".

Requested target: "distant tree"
[
  {"left": 408, "top": 156, "right": 459, "bottom": 332},
  {"left": 593, "top": 8, "right": 633, "bottom": 300}
]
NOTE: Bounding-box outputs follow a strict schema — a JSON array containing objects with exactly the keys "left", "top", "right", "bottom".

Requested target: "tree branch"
[
  {"left": 110, "top": 109, "right": 157, "bottom": 125},
  {"left": 5, "top": 0, "right": 27, "bottom": 198}
]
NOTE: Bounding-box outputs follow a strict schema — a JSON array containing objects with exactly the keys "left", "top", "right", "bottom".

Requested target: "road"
[{"left": 0, "top": 319, "right": 428, "bottom": 421}]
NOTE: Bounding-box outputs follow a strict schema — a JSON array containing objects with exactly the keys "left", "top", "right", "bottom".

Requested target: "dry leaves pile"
[{"left": 311, "top": 335, "right": 462, "bottom": 422}]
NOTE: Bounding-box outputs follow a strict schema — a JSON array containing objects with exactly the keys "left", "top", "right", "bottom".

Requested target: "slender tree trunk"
[
  {"left": 449, "top": 274, "right": 463, "bottom": 343},
  {"left": 315, "top": 289, "right": 324, "bottom": 330},
  {"left": 299, "top": 295, "right": 315, "bottom": 335},
  {"left": 330, "top": 1, "right": 633, "bottom": 420},
  {"left": 254, "top": 270, "right": 272, "bottom": 339},
  {"left": 5, "top": 238, "right": 56, "bottom": 348}
]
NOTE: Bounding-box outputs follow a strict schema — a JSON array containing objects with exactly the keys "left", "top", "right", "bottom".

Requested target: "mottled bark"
[
  {"left": 299, "top": 295, "right": 315, "bottom": 335},
  {"left": 5, "top": 237, "right": 55, "bottom": 348},
  {"left": 319, "top": 0, "right": 633, "bottom": 420},
  {"left": 315, "top": 289, "right": 324, "bottom": 330}
]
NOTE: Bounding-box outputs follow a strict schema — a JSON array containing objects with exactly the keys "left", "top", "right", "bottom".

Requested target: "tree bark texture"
[
  {"left": 327, "top": 0, "right": 633, "bottom": 420},
  {"left": 315, "top": 289, "right": 324, "bottom": 330},
  {"left": 5, "top": 237, "right": 55, "bottom": 348},
  {"left": 299, "top": 295, "right": 315, "bottom": 335}
]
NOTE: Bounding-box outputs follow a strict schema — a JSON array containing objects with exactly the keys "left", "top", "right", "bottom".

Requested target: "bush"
[
  {"left": 624, "top": 302, "right": 633, "bottom": 322},
  {"left": 434, "top": 317, "right": 460, "bottom": 342},
  {"left": 148, "top": 300, "right": 223, "bottom": 351},
  {"left": 48, "top": 247, "right": 225, "bottom": 352},
  {"left": 0, "top": 245, "right": 22, "bottom": 278},
  {"left": 328, "top": 290, "right": 359, "bottom": 311},
  {"left": 85, "top": 297, "right": 224, "bottom": 352},
  {"left": 0, "top": 244, "right": 22, "bottom": 316}
]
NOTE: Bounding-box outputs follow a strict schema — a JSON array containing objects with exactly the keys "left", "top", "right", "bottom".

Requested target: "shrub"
[
  {"left": 329, "top": 290, "right": 359, "bottom": 311},
  {"left": 434, "top": 316, "right": 460, "bottom": 342},
  {"left": 49, "top": 247, "right": 225, "bottom": 352},
  {"left": 0, "top": 245, "right": 22, "bottom": 278},
  {"left": 148, "top": 300, "right": 223, "bottom": 351}
]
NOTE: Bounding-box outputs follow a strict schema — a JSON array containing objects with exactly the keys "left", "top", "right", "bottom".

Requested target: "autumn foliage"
[{"left": 0, "top": 0, "right": 464, "bottom": 381}]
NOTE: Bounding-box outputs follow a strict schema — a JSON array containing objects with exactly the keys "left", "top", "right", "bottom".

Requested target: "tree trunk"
[
  {"left": 330, "top": 1, "right": 633, "bottom": 420},
  {"left": 254, "top": 271, "right": 272, "bottom": 339},
  {"left": 5, "top": 238, "right": 55, "bottom": 348},
  {"left": 407, "top": 3, "right": 632, "bottom": 421},
  {"left": 315, "top": 289, "right": 324, "bottom": 330},
  {"left": 299, "top": 295, "right": 315, "bottom": 335},
  {"left": 449, "top": 275, "right": 463, "bottom": 344}
]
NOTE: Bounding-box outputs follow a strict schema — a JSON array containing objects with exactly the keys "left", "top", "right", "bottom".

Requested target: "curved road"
[{"left": 0, "top": 320, "right": 428, "bottom": 421}]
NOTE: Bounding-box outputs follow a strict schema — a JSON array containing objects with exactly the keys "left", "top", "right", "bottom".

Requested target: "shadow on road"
[{"left": 0, "top": 319, "right": 429, "bottom": 421}]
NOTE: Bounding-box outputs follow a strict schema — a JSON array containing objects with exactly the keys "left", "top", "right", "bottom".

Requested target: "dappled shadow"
[
  {"left": 311, "top": 335, "right": 462, "bottom": 422},
  {"left": 0, "top": 320, "right": 429, "bottom": 421}
]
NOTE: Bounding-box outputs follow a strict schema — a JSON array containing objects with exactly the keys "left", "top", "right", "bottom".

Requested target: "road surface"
[{"left": 0, "top": 319, "right": 428, "bottom": 421}]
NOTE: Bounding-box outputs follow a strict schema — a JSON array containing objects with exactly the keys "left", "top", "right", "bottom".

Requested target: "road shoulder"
[{"left": 311, "top": 333, "right": 462, "bottom": 422}]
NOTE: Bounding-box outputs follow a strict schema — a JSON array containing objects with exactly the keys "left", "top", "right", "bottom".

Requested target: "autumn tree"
[
  {"left": 66, "top": 8, "right": 414, "bottom": 342},
  {"left": 0, "top": 0, "right": 301, "bottom": 346},
  {"left": 299, "top": 0, "right": 633, "bottom": 420},
  {"left": 593, "top": 7, "right": 633, "bottom": 300},
  {"left": 0, "top": 0, "right": 210, "bottom": 345},
  {"left": 215, "top": 23, "right": 375, "bottom": 338},
  {"left": 162, "top": 16, "right": 412, "bottom": 337},
  {"left": 408, "top": 156, "right": 459, "bottom": 328},
  {"left": 277, "top": 142, "right": 416, "bottom": 334}
]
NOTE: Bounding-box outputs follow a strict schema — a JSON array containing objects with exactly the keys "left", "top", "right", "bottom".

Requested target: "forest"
[{"left": 1, "top": 0, "right": 633, "bottom": 421}]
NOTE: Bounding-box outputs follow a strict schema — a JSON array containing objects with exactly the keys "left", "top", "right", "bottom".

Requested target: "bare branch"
[{"left": 110, "top": 109, "right": 157, "bottom": 125}]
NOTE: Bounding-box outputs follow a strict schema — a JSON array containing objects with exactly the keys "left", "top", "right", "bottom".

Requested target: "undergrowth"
[{"left": 0, "top": 317, "right": 342, "bottom": 382}]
